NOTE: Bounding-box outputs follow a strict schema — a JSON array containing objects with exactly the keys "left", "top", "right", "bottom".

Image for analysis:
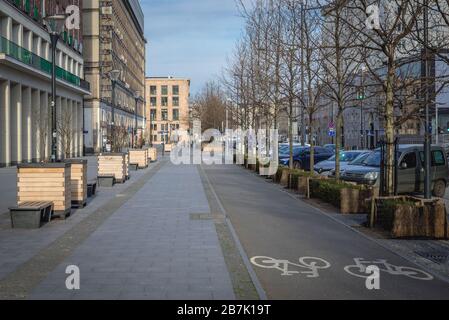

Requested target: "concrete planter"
[
  {"left": 17, "top": 163, "right": 72, "bottom": 219},
  {"left": 375, "top": 197, "right": 448, "bottom": 239}
]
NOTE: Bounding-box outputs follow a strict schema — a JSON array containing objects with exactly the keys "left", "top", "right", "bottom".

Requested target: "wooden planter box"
[
  {"left": 17, "top": 163, "right": 72, "bottom": 219},
  {"left": 65, "top": 159, "right": 88, "bottom": 208},
  {"left": 98, "top": 153, "right": 127, "bottom": 184},
  {"left": 148, "top": 147, "right": 158, "bottom": 162},
  {"left": 340, "top": 188, "right": 370, "bottom": 214},
  {"left": 374, "top": 196, "right": 448, "bottom": 239},
  {"left": 125, "top": 153, "right": 130, "bottom": 180},
  {"left": 165, "top": 144, "right": 173, "bottom": 153},
  {"left": 129, "top": 149, "right": 148, "bottom": 169},
  {"left": 297, "top": 176, "right": 309, "bottom": 195},
  {"left": 280, "top": 169, "right": 291, "bottom": 187}
]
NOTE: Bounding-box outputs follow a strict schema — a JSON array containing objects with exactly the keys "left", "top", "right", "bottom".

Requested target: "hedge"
[{"left": 310, "top": 179, "right": 364, "bottom": 208}]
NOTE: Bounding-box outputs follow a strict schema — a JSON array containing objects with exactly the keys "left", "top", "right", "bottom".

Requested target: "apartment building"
[
  {"left": 145, "top": 77, "right": 190, "bottom": 145},
  {"left": 82, "top": 0, "right": 145, "bottom": 153},
  {"left": 0, "top": 0, "right": 89, "bottom": 167}
]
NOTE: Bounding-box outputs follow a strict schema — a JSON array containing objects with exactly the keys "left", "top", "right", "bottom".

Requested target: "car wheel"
[
  {"left": 293, "top": 161, "right": 302, "bottom": 170},
  {"left": 432, "top": 180, "right": 446, "bottom": 198}
]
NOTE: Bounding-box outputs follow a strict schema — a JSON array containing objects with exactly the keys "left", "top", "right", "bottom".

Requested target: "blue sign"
[{"left": 328, "top": 130, "right": 336, "bottom": 137}]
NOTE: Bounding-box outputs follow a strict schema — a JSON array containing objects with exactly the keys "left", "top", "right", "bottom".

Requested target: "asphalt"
[{"left": 202, "top": 164, "right": 449, "bottom": 300}]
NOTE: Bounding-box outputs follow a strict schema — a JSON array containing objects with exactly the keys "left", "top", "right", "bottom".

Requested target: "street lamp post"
[
  {"left": 44, "top": 13, "right": 67, "bottom": 162},
  {"left": 358, "top": 66, "right": 366, "bottom": 150},
  {"left": 133, "top": 91, "right": 141, "bottom": 148},
  {"left": 109, "top": 70, "right": 120, "bottom": 152}
]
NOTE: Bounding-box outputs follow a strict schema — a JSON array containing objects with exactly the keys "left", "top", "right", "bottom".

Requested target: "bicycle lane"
[{"left": 202, "top": 164, "right": 449, "bottom": 299}]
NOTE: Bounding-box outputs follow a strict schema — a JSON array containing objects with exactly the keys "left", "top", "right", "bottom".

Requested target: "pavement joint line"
[
  {"left": 199, "top": 164, "right": 267, "bottom": 300},
  {"left": 0, "top": 159, "right": 167, "bottom": 300},
  {"left": 272, "top": 177, "right": 449, "bottom": 286}
]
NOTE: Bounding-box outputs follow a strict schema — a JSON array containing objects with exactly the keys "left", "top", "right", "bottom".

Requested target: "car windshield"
[
  {"left": 328, "top": 152, "right": 362, "bottom": 162},
  {"left": 362, "top": 151, "right": 381, "bottom": 167},
  {"left": 349, "top": 152, "right": 370, "bottom": 165}
]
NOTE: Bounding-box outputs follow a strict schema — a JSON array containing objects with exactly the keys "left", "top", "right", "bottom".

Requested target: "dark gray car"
[
  {"left": 341, "top": 145, "right": 449, "bottom": 197},
  {"left": 314, "top": 150, "right": 370, "bottom": 175}
]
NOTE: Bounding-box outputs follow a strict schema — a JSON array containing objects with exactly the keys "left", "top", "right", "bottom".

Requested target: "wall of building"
[
  {"left": 145, "top": 78, "right": 190, "bottom": 145},
  {"left": 82, "top": 0, "right": 146, "bottom": 153},
  {"left": 0, "top": 0, "right": 88, "bottom": 166}
]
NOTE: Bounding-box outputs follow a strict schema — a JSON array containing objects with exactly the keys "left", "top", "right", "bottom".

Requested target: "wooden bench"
[
  {"left": 10, "top": 201, "right": 53, "bottom": 229},
  {"left": 87, "top": 180, "right": 97, "bottom": 198},
  {"left": 98, "top": 175, "right": 115, "bottom": 188}
]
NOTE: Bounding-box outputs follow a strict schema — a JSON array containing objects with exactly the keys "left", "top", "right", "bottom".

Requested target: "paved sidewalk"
[
  {"left": 28, "top": 162, "right": 235, "bottom": 300},
  {"left": 0, "top": 160, "right": 157, "bottom": 289}
]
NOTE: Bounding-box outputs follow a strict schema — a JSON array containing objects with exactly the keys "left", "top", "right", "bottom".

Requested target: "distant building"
[
  {"left": 0, "top": 0, "right": 89, "bottom": 166},
  {"left": 145, "top": 77, "right": 190, "bottom": 145},
  {"left": 82, "top": 0, "right": 146, "bottom": 153}
]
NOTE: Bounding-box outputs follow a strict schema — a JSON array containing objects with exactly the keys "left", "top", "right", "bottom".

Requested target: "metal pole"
[
  {"left": 111, "top": 80, "right": 116, "bottom": 152},
  {"left": 134, "top": 97, "right": 138, "bottom": 148},
  {"left": 360, "top": 70, "right": 364, "bottom": 150},
  {"left": 50, "top": 33, "right": 59, "bottom": 162},
  {"left": 423, "top": 0, "right": 432, "bottom": 199}
]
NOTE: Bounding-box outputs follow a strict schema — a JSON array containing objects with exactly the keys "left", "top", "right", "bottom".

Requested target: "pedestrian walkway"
[{"left": 28, "top": 161, "right": 235, "bottom": 300}]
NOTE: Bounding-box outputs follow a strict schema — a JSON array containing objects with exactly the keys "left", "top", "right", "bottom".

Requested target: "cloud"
[{"left": 140, "top": 0, "right": 246, "bottom": 95}]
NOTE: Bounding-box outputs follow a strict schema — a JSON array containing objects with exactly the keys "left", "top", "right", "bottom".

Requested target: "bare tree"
[
  {"left": 316, "top": 0, "right": 364, "bottom": 178},
  {"left": 57, "top": 111, "right": 73, "bottom": 160}
]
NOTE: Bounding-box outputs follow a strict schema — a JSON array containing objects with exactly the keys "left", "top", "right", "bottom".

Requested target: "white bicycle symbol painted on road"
[
  {"left": 251, "top": 256, "right": 331, "bottom": 277},
  {"left": 344, "top": 258, "right": 434, "bottom": 281}
]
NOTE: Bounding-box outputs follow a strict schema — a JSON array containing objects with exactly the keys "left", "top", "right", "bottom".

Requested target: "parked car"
[
  {"left": 279, "top": 146, "right": 334, "bottom": 170},
  {"left": 341, "top": 145, "right": 449, "bottom": 197},
  {"left": 329, "top": 151, "right": 372, "bottom": 178},
  {"left": 314, "top": 150, "right": 370, "bottom": 175},
  {"left": 323, "top": 144, "right": 336, "bottom": 153}
]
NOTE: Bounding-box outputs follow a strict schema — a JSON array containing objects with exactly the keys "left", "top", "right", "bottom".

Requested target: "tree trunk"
[
  {"left": 335, "top": 112, "right": 343, "bottom": 180},
  {"left": 309, "top": 113, "right": 315, "bottom": 171},
  {"left": 289, "top": 104, "right": 294, "bottom": 170},
  {"left": 385, "top": 59, "right": 395, "bottom": 196}
]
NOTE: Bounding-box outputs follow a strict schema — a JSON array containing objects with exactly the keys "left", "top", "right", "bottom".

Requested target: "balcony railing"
[{"left": 0, "top": 36, "right": 90, "bottom": 91}]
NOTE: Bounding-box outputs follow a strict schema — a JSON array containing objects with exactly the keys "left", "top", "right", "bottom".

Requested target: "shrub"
[{"left": 310, "top": 179, "right": 364, "bottom": 207}]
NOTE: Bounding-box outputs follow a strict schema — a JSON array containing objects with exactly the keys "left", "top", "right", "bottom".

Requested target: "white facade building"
[{"left": 0, "top": 0, "right": 89, "bottom": 167}]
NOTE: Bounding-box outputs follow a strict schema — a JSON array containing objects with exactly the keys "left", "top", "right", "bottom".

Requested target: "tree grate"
[{"left": 414, "top": 251, "right": 449, "bottom": 264}]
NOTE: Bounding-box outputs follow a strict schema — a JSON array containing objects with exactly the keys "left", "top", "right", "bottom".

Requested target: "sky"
[{"left": 140, "top": 0, "right": 247, "bottom": 96}]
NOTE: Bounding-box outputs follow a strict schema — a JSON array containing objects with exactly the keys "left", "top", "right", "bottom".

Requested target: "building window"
[
  {"left": 162, "top": 109, "right": 168, "bottom": 121},
  {"left": 150, "top": 97, "right": 157, "bottom": 107},
  {"left": 150, "top": 109, "right": 156, "bottom": 120},
  {"left": 161, "top": 85, "right": 168, "bottom": 96},
  {"left": 173, "top": 85, "right": 179, "bottom": 96},
  {"left": 173, "top": 109, "right": 179, "bottom": 121},
  {"left": 161, "top": 97, "right": 168, "bottom": 107},
  {"left": 172, "top": 96, "right": 179, "bottom": 107},
  {"left": 150, "top": 86, "right": 157, "bottom": 95}
]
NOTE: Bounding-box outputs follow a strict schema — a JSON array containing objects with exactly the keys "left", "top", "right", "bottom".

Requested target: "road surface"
[{"left": 202, "top": 164, "right": 449, "bottom": 299}]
